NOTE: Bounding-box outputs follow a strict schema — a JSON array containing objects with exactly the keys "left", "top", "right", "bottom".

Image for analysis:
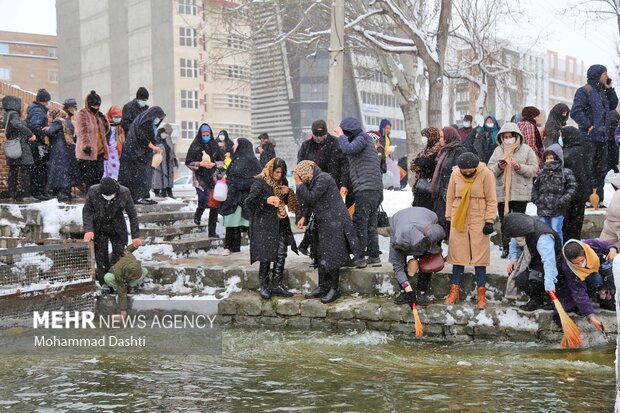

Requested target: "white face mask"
[
  {"left": 486, "top": 122, "right": 494, "bottom": 128},
  {"left": 102, "top": 193, "right": 116, "bottom": 201},
  {"left": 421, "top": 136, "right": 428, "bottom": 146},
  {"left": 579, "top": 260, "right": 587, "bottom": 268},
  {"left": 504, "top": 137, "right": 516, "bottom": 145}
]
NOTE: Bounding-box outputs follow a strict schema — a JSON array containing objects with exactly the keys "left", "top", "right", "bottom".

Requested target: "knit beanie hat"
[
  {"left": 63, "top": 98, "right": 77, "bottom": 107},
  {"left": 99, "top": 177, "right": 119, "bottom": 195},
  {"left": 457, "top": 152, "right": 480, "bottom": 169},
  {"left": 136, "top": 87, "right": 149, "bottom": 100},
  {"left": 294, "top": 160, "right": 316, "bottom": 185},
  {"left": 86, "top": 90, "right": 101, "bottom": 107},
  {"left": 36, "top": 88, "right": 51, "bottom": 102},
  {"left": 311, "top": 120, "right": 327, "bottom": 136}
]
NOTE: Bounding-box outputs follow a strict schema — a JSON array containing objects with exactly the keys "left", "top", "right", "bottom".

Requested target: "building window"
[
  {"left": 48, "top": 47, "right": 57, "bottom": 58},
  {"left": 180, "top": 58, "right": 198, "bottom": 78},
  {"left": 48, "top": 69, "right": 58, "bottom": 83},
  {"left": 227, "top": 35, "right": 246, "bottom": 50},
  {"left": 227, "top": 94, "right": 250, "bottom": 109},
  {"left": 178, "top": 0, "right": 197, "bottom": 15},
  {"left": 227, "top": 65, "right": 245, "bottom": 79},
  {"left": 181, "top": 90, "right": 199, "bottom": 109},
  {"left": 0, "top": 67, "right": 10, "bottom": 80},
  {"left": 179, "top": 27, "right": 197, "bottom": 47},
  {"left": 225, "top": 124, "right": 252, "bottom": 138},
  {"left": 181, "top": 121, "right": 199, "bottom": 140}
]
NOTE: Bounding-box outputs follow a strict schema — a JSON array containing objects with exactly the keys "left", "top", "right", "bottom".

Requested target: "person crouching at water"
[
  {"left": 104, "top": 244, "right": 147, "bottom": 321},
  {"left": 389, "top": 207, "right": 445, "bottom": 307},
  {"left": 557, "top": 239, "right": 615, "bottom": 332},
  {"left": 294, "top": 160, "right": 362, "bottom": 304},
  {"left": 245, "top": 158, "right": 300, "bottom": 299},
  {"left": 444, "top": 152, "right": 497, "bottom": 309}
]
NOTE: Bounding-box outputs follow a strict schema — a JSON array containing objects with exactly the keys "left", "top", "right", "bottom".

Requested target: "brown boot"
[
  {"left": 477, "top": 287, "right": 487, "bottom": 309},
  {"left": 444, "top": 284, "right": 460, "bottom": 305}
]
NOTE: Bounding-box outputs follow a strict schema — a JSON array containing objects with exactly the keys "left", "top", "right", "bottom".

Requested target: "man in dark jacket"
[
  {"left": 457, "top": 114, "right": 475, "bottom": 142},
  {"left": 504, "top": 213, "right": 562, "bottom": 311},
  {"left": 571, "top": 64, "right": 619, "bottom": 204},
  {"left": 121, "top": 87, "right": 149, "bottom": 136},
  {"left": 389, "top": 207, "right": 445, "bottom": 306},
  {"left": 562, "top": 126, "right": 589, "bottom": 241},
  {"left": 336, "top": 117, "right": 383, "bottom": 268},
  {"left": 26, "top": 88, "right": 51, "bottom": 200},
  {"left": 83, "top": 177, "right": 141, "bottom": 286},
  {"left": 255, "top": 133, "right": 276, "bottom": 167}
]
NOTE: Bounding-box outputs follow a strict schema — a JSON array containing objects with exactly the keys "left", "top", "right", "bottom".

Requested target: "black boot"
[
  {"left": 258, "top": 262, "right": 271, "bottom": 299},
  {"left": 208, "top": 207, "right": 218, "bottom": 237},
  {"left": 166, "top": 188, "right": 176, "bottom": 199},
  {"left": 305, "top": 270, "right": 329, "bottom": 299},
  {"left": 519, "top": 295, "right": 543, "bottom": 311},
  {"left": 321, "top": 270, "right": 341, "bottom": 304},
  {"left": 194, "top": 202, "right": 207, "bottom": 225},
  {"left": 271, "top": 236, "right": 293, "bottom": 297}
]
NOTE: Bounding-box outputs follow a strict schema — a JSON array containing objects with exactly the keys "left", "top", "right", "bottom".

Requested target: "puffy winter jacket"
[
  {"left": 532, "top": 144, "right": 578, "bottom": 217},
  {"left": 571, "top": 64, "right": 619, "bottom": 143},
  {"left": 337, "top": 117, "right": 382, "bottom": 194}
]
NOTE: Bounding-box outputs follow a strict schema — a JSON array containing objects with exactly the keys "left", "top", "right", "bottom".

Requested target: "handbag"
[
  {"left": 377, "top": 205, "right": 390, "bottom": 228},
  {"left": 418, "top": 224, "right": 445, "bottom": 273},
  {"left": 415, "top": 176, "right": 431, "bottom": 193},
  {"left": 3, "top": 139, "right": 22, "bottom": 160}
]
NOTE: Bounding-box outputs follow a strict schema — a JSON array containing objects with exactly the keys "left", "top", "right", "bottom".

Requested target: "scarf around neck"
[
  {"left": 452, "top": 167, "right": 481, "bottom": 232},
  {"left": 563, "top": 240, "right": 601, "bottom": 281},
  {"left": 501, "top": 141, "right": 520, "bottom": 214},
  {"left": 258, "top": 159, "right": 300, "bottom": 219}
]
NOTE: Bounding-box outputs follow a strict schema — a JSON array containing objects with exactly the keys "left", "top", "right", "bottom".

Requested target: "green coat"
[{"left": 110, "top": 245, "right": 143, "bottom": 311}]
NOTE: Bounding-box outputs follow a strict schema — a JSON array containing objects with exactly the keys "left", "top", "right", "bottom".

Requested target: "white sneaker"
[{"left": 222, "top": 249, "right": 231, "bottom": 256}]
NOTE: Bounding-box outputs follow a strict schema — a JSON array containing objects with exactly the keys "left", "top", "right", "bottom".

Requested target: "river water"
[{"left": 0, "top": 328, "right": 615, "bottom": 412}]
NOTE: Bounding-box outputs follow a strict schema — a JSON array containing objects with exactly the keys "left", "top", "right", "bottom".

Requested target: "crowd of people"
[{"left": 2, "top": 63, "right": 620, "bottom": 329}]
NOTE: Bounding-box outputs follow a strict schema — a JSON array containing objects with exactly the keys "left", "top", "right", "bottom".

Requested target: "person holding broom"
[{"left": 558, "top": 239, "right": 615, "bottom": 332}]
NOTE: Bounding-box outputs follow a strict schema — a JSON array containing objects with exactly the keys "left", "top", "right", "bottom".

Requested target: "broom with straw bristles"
[
  {"left": 548, "top": 291, "right": 583, "bottom": 348},
  {"left": 412, "top": 303, "right": 424, "bottom": 337}
]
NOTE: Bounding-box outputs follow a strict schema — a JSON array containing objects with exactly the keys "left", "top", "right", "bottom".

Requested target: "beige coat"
[
  {"left": 446, "top": 166, "right": 497, "bottom": 266},
  {"left": 487, "top": 138, "right": 538, "bottom": 203},
  {"left": 601, "top": 189, "right": 620, "bottom": 247}
]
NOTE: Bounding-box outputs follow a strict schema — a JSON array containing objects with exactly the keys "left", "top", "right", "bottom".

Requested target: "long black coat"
[
  {"left": 121, "top": 99, "right": 148, "bottom": 136},
  {"left": 245, "top": 176, "right": 298, "bottom": 263},
  {"left": 45, "top": 119, "right": 79, "bottom": 190},
  {"left": 118, "top": 106, "right": 165, "bottom": 200},
  {"left": 297, "top": 135, "right": 350, "bottom": 189},
  {"left": 2, "top": 96, "right": 34, "bottom": 166},
  {"left": 83, "top": 181, "right": 139, "bottom": 239},
  {"left": 296, "top": 166, "right": 361, "bottom": 272},
  {"left": 562, "top": 126, "right": 589, "bottom": 202},
  {"left": 219, "top": 138, "right": 261, "bottom": 217},
  {"left": 435, "top": 145, "right": 467, "bottom": 200}
]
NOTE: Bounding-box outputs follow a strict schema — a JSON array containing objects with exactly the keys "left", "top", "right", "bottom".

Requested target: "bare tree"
[{"left": 567, "top": 0, "right": 620, "bottom": 37}]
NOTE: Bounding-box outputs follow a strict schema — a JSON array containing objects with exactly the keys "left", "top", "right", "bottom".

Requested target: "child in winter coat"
[
  {"left": 531, "top": 144, "right": 577, "bottom": 244},
  {"left": 103, "top": 244, "right": 147, "bottom": 320}
]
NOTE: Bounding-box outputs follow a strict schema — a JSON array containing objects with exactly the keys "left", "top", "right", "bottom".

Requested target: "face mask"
[
  {"left": 218, "top": 134, "right": 225, "bottom": 141},
  {"left": 579, "top": 260, "right": 587, "bottom": 268},
  {"left": 138, "top": 100, "right": 147, "bottom": 107},
  {"left": 485, "top": 122, "right": 494, "bottom": 128},
  {"left": 463, "top": 121, "right": 471, "bottom": 128},
  {"left": 516, "top": 237, "right": 526, "bottom": 247},
  {"left": 503, "top": 137, "right": 516, "bottom": 145},
  {"left": 202, "top": 136, "right": 212, "bottom": 143},
  {"left": 102, "top": 193, "right": 116, "bottom": 201},
  {"left": 112, "top": 117, "right": 121, "bottom": 123},
  {"left": 344, "top": 130, "right": 354, "bottom": 140},
  {"left": 161, "top": 132, "right": 168, "bottom": 139},
  {"left": 89, "top": 106, "right": 99, "bottom": 113},
  {"left": 313, "top": 135, "right": 327, "bottom": 144},
  {"left": 461, "top": 170, "right": 476, "bottom": 178},
  {"left": 421, "top": 136, "right": 428, "bottom": 146},
  {"left": 558, "top": 135, "right": 564, "bottom": 147}
]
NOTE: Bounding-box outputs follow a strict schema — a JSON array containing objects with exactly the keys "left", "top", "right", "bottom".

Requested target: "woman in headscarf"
[
  {"left": 245, "top": 158, "right": 300, "bottom": 299},
  {"left": 430, "top": 126, "right": 467, "bottom": 231},
  {"left": 104, "top": 105, "right": 124, "bottom": 181},
  {"left": 466, "top": 115, "right": 499, "bottom": 164},
  {"left": 185, "top": 123, "right": 225, "bottom": 226},
  {"left": 543, "top": 103, "right": 570, "bottom": 148},
  {"left": 151, "top": 123, "right": 178, "bottom": 198},
  {"left": 410, "top": 127, "right": 441, "bottom": 210},
  {"left": 217, "top": 130, "right": 234, "bottom": 158},
  {"left": 219, "top": 138, "right": 262, "bottom": 255},
  {"left": 118, "top": 106, "right": 165, "bottom": 204},
  {"left": 444, "top": 152, "right": 497, "bottom": 309},
  {"left": 45, "top": 108, "right": 79, "bottom": 202},
  {"left": 294, "top": 160, "right": 361, "bottom": 304},
  {"left": 487, "top": 122, "right": 538, "bottom": 257},
  {"left": 518, "top": 106, "right": 545, "bottom": 170}
]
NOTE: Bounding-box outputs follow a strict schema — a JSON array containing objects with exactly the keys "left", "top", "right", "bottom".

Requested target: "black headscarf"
[
  {"left": 185, "top": 122, "right": 224, "bottom": 187},
  {"left": 227, "top": 138, "right": 262, "bottom": 183},
  {"left": 217, "top": 129, "right": 234, "bottom": 154},
  {"left": 123, "top": 106, "right": 165, "bottom": 163},
  {"left": 544, "top": 103, "right": 570, "bottom": 147}
]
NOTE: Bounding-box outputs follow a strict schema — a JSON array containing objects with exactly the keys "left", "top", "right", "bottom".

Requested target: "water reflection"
[{"left": 0, "top": 328, "right": 615, "bottom": 412}]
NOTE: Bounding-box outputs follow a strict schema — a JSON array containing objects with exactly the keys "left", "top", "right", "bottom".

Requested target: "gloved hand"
[
  {"left": 404, "top": 291, "right": 417, "bottom": 308},
  {"left": 83, "top": 147, "right": 92, "bottom": 156},
  {"left": 482, "top": 222, "right": 494, "bottom": 235}
]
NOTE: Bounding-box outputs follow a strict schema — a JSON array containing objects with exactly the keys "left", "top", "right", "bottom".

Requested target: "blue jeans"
[
  {"left": 538, "top": 216, "right": 564, "bottom": 245},
  {"left": 452, "top": 265, "right": 486, "bottom": 288}
]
